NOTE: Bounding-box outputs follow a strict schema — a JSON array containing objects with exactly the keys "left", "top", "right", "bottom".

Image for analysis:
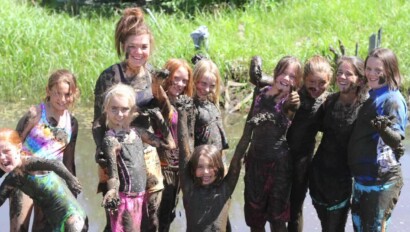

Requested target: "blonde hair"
[
  {"left": 103, "top": 83, "right": 137, "bottom": 128},
  {"left": 193, "top": 59, "right": 221, "bottom": 105},
  {"left": 303, "top": 55, "right": 333, "bottom": 82},
  {"left": 115, "top": 7, "right": 154, "bottom": 58}
]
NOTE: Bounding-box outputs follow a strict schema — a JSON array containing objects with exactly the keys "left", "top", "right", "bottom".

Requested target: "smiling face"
[
  {"left": 365, "top": 57, "right": 386, "bottom": 90},
  {"left": 304, "top": 72, "right": 330, "bottom": 99},
  {"left": 195, "top": 72, "right": 216, "bottom": 101},
  {"left": 195, "top": 155, "right": 217, "bottom": 186},
  {"left": 46, "top": 81, "right": 74, "bottom": 115},
  {"left": 124, "top": 34, "right": 151, "bottom": 70},
  {"left": 168, "top": 66, "right": 189, "bottom": 98},
  {"left": 106, "top": 95, "right": 132, "bottom": 131},
  {"left": 336, "top": 61, "right": 360, "bottom": 93},
  {"left": 274, "top": 63, "right": 298, "bottom": 93},
  {"left": 0, "top": 141, "right": 22, "bottom": 173}
]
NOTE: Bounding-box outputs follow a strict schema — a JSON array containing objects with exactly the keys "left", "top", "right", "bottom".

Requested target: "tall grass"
[{"left": 1, "top": 0, "right": 409, "bottom": 105}]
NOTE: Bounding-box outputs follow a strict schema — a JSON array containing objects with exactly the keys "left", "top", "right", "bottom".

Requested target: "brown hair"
[
  {"left": 273, "top": 56, "right": 303, "bottom": 89},
  {"left": 188, "top": 144, "right": 224, "bottom": 186},
  {"left": 0, "top": 128, "right": 22, "bottom": 145},
  {"left": 365, "top": 48, "right": 401, "bottom": 90},
  {"left": 45, "top": 69, "right": 79, "bottom": 105},
  {"left": 115, "top": 7, "right": 154, "bottom": 58},
  {"left": 193, "top": 59, "right": 221, "bottom": 105},
  {"left": 162, "top": 58, "right": 194, "bottom": 97},
  {"left": 303, "top": 55, "right": 333, "bottom": 82}
]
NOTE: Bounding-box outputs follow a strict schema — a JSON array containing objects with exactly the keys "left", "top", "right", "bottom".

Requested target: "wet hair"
[
  {"left": 188, "top": 144, "right": 224, "bottom": 186},
  {"left": 303, "top": 55, "right": 333, "bottom": 82},
  {"left": 0, "top": 128, "right": 22, "bottom": 146},
  {"left": 273, "top": 56, "right": 303, "bottom": 89},
  {"left": 103, "top": 83, "right": 137, "bottom": 128},
  {"left": 193, "top": 59, "right": 221, "bottom": 105},
  {"left": 365, "top": 48, "right": 401, "bottom": 90},
  {"left": 162, "top": 58, "right": 194, "bottom": 97},
  {"left": 45, "top": 69, "right": 79, "bottom": 105},
  {"left": 115, "top": 7, "right": 154, "bottom": 58}
]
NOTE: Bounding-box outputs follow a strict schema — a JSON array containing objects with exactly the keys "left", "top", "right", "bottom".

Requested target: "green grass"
[{"left": 1, "top": 0, "right": 409, "bottom": 105}]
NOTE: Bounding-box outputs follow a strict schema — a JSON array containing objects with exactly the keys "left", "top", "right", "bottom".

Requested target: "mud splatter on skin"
[{"left": 378, "top": 76, "right": 386, "bottom": 85}]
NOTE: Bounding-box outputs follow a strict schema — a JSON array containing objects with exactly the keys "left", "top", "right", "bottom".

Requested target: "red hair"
[{"left": 0, "top": 128, "right": 22, "bottom": 145}]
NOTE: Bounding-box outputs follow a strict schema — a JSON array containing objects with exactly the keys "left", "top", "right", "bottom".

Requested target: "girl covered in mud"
[
  {"left": 244, "top": 56, "right": 302, "bottom": 232},
  {"left": 100, "top": 83, "right": 175, "bottom": 232},
  {"left": 0, "top": 128, "right": 87, "bottom": 231},
  {"left": 174, "top": 94, "right": 251, "bottom": 232},
  {"left": 348, "top": 48, "right": 407, "bottom": 231},
  {"left": 92, "top": 7, "right": 165, "bottom": 231},
  {"left": 12, "top": 69, "right": 80, "bottom": 231},
  {"left": 153, "top": 58, "right": 194, "bottom": 232},
  {"left": 308, "top": 56, "right": 368, "bottom": 231}
]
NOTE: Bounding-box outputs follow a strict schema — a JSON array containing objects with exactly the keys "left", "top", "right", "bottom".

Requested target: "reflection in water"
[{"left": 0, "top": 104, "right": 409, "bottom": 232}]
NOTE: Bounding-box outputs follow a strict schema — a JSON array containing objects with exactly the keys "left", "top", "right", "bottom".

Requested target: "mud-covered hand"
[
  {"left": 283, "top": 87, "right": 300, "bottom": 112},
  {"left": 371, "top": 115, "right": 402, "bottom": 150},
  {"left": 102, "top": 189, "right": 120, "bottom": 211},
  {"left": 94, "top": 146, "right": 107, "bottom": 168},
  {"left": 393, "top": 143, "right": 405, "bottom": 161},
  {"left": 66, "top": 176, "right": 82, "bottom": 196},
  {"left": 175, "top": 95, "right": 194, "bottom": 112}
]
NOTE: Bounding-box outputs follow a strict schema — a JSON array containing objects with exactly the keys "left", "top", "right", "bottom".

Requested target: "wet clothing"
[
  {"left": 22, "top": 103, "right": 73, "bottom": 161},
  {"left": 286, "top": 87, "right": 329, "bottom": 232},
  {"left": 156, "top": 107, "right": 181, "bottom": 232},
  {"left": 244, "top": 86, "right": 292, "bottom": 227},
  {"left": 348, "top": 85, "right": 407, "bottom": 231},
  {"left": 0, "top": 160, "right": 86, "bottom": 231},
  {"left": 110, "top": 192, "right": 145, "bottom": 232},
  {"left": 309, "top": 92, "right": 366, "bottom": 231},
  {"left": 194, "top": 98, "right": 229, "bottom": 151}
]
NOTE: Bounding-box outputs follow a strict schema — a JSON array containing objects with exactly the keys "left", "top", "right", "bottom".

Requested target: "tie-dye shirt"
[{"left": 22, "top": 103, "right": 72, "bottom": 161}]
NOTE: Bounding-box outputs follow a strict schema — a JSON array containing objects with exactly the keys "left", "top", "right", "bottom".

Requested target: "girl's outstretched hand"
[{"left": 67, "top": 176, "right": 82, "bottom": 196}]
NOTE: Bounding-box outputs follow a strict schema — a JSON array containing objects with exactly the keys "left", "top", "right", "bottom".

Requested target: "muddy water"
[{"left": 0, "top": 104, "right": 409, "bottom": 232}]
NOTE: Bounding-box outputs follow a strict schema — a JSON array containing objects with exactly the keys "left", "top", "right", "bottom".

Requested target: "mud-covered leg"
[
  {"left": 65, "top": 215, "right": 88, "bottom": 232},
  {"left": 10, "top": 190, "right": 33, "bottom": 232}
]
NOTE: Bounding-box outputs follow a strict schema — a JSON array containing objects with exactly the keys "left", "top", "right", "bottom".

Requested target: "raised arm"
[
  {"left": 63, "top": 115, "right": 78, "bottom": 176},
  {"left": 101, "top": 135, "right": 121, "bottom": 210},
  {"left": 24, "top": 157, "right": 82, "bottom": 196}
]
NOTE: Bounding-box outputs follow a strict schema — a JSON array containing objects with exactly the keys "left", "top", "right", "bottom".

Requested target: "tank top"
[{"left": 22, "top": 103, "right": 72, "bottom": 161}]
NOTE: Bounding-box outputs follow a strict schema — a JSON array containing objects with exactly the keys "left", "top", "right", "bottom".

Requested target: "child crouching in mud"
[
  {"left": 0, "top": 128, "right": 88, "bottom": 231},
  {"left": 175, "top": 94, "right": 252, "bottom": 232}
]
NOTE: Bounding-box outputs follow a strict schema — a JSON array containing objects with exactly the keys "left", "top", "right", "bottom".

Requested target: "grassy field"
[{"left": 1, "top": 0, "right": 409, "bottom": 105}]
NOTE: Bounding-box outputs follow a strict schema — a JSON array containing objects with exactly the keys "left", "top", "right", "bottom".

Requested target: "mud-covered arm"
[
  {"left": 371, "top": 115, "right": 402, "bottom": 150},
  {"left": 24, "top": 157, "right": 82, "bottom": 196},
  {"left": 101, "top": 136, "right": 121, "bottom": 210},
  {"left": 63, "top": 115, "right": 78, "bottom": 176},
  {"left": 249, "top": 56, "right": 273, "bottom": 89},
  {"left": 16, "top": 105, "right": 40, "bottom": 141},
  {"left": 225, "top": 121, "right": 253, "bottom": 190},
  {"left": 151, "top": 69, "right": 173, "bottom": 121},
  {"left": 140, "top": 108, "right": 176, "bottom": 150},
  {"left": 0, "top": 175, "right": 16, "bottom": 206}
]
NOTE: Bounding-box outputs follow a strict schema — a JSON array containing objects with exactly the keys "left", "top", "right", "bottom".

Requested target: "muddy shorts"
[
  {"left": 244, "top": 155, "right": 292, "bottom": 227},
  {"left": 351, "top": 177, "right": 403, "bottom": 232},
  {"left": 110, "top": 191, "right": 145, "bottom": 232}
]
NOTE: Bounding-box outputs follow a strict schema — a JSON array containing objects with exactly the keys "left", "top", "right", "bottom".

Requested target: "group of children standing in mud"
[{"left": 0, "top": 5, "right": 407, "bottom": 232}]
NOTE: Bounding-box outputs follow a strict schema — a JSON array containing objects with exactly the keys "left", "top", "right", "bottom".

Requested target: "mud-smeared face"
[
  {"left": 304, "top": 72, "right": 330, "bottom": 99},
  {"left": 274, "top": 64, "right": 298, "bottom": 94},
  {"left": 46, "top": 81, "right": 73, "bottom": 115},
  {"left": 336, "top": 62, "right": 359, "bottom": 93},
  {"left": 195, "top": 72, "right": 216, "bottom": 101},
  {"left": 0, "top": 141, "right": 21, "bottom": 173},
  {"left": 195, "top": 155, "right": 216, "bottom": 186},
  {"left": 365, "top": 57, "right": 386, "bottom": 90},
  {"left": 168, "top": 67, "right": 189, "bottom": 98},
  {"left": 124, "top": 34, "right": 151, "bottom": 70},
  {"left": 106, "top": 95, "right": 132, "bottom": 130}
]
